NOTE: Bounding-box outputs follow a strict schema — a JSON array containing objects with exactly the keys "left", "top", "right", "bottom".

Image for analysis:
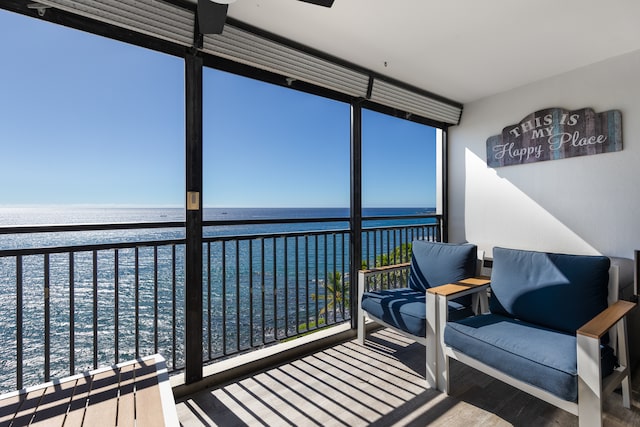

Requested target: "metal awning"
[{"left": 25, "top": 0, "right": 463, "bottom": 125}]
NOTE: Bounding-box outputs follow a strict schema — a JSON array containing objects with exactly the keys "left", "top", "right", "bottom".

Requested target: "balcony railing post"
[{"left": 16, "top": 255, "right": 23, "bottom": 390}]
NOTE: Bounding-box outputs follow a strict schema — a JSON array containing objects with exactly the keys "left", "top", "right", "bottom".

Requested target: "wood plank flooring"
[
  {"left": 176, "top": 328, "right": 640, "bottom": 426},
  {"left": 0, "top": 354, "right": 177, "bottom": 427}
]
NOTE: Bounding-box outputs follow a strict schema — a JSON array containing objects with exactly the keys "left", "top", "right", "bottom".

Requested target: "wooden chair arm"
[
  {"left": 427, "top": 276, "right": 491, "bottom": 298},
  {"left": 458, "top": 276, "right": 491, "bottom": 286},
  {"left": 577, "top": 300, "right": 636, "bottom": 339}
]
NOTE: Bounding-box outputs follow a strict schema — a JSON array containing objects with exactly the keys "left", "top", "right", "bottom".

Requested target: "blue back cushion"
[
  {"left": 489, "top": 247, "right": 610, "bottom": 333},
  {"left": 408, "top": 241, "right": 477, "bottom": 293}
]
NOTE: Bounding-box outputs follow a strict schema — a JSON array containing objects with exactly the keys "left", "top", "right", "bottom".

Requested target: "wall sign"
[{"left": 486, "top": 107, "right": 622, "bottom": 168}]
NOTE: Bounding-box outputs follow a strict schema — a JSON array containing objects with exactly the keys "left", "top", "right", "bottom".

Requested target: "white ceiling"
[{"left": 217, "top": 0, "right": 640, "bottom": 104}]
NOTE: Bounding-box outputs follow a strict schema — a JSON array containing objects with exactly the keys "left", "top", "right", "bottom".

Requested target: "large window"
[
  {"left": 362, "top": 109, "right": 437, "bottom": 212},
  {"left": 0, "top": 10, "right": 184, "bottom": 211},
  {"left": 203, "top": 68, "right": 350, "bottom": 210},
  {"left": 0, "top": 5, "right": 445, "bottom": 390},
  {"left": 0, "top": 10, "right": 186, "bottom": 390}
]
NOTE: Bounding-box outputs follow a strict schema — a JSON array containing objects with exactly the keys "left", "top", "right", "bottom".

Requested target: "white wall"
[{"left": 449, "top": 49, "right": 640, "bottom": 259}]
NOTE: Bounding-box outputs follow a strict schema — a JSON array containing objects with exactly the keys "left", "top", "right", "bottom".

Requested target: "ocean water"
[
  {"left": 0, "top": 207, "right": 435, "bottom": 392},
  {"left": 0, "top": 207, "right": 433, "bottom": 248}
]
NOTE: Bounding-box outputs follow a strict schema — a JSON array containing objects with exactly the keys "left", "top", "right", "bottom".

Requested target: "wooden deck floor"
[
  {"left": 0, "top": 354, "right": 178, "bottom": 427},
  {"left": 176, "top": 328, "right": 640, "bottom": 426}
]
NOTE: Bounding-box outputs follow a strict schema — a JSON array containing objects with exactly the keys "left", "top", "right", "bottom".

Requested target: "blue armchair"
[
  {"left": 357, "top": 240, "right": 486, "bottom": 387},
  {"left": 432, "top": 247, "right": 635, "bottom": 427}
]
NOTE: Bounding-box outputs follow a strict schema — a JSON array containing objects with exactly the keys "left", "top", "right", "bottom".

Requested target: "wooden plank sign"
[{"left": 486, "top": 107, "right": 622, "bottom": 167}]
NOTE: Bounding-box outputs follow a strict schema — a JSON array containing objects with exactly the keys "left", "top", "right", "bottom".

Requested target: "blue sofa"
[{"left": 433, "top": 247, "right": 635, "bottom": 426}]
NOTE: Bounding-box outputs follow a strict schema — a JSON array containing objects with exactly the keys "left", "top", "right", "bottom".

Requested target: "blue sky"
[{"left": 0, "top": 9, "right": 436, "bottom": 209}]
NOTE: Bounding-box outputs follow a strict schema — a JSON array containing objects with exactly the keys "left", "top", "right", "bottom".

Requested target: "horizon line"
[{"left": 0, "top": 204, "right": 436, "bottom": 210}]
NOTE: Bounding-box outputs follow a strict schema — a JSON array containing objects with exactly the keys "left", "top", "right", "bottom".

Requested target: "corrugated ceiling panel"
[
  {"left": 32, "top": 0, "right": 462, "bottom": 124},
  {"left": 203, "top": 26, "right": 370, "bottom": 98},
  {"left": 36, "top": 0, "right": 194, "bottom": 46},
  {"left": 371, "top": 79, "right": 462, "bottom": 125}
]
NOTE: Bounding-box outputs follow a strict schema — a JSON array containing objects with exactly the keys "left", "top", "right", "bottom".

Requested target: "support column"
[
  {"left": 185, "top": 51, "right": 203, "bottom": 384},
  {"left": 350, "top": 101, "right": 362, "bottom": 329},
  {"left": 439, "top": 128, "right": 449, "bottom": 242}
]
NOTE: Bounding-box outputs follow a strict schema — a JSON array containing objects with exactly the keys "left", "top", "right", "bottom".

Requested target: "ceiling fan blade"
[
  {"left": 197, "top": 0, "right": 229, "bottom": 35},
  {"left": 298, "top": 0, "right": 335, "bottom": 7}
]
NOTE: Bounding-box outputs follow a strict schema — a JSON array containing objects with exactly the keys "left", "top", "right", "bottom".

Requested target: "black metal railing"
[
  {"left": 201, "top": 229, "right": 350, "bottom": 362},
  {"left": 0, "top": 235, "right": 185, "bottom": 392},
  {"left": 0, "top": 214, "right": 440, "bottom": 392}
]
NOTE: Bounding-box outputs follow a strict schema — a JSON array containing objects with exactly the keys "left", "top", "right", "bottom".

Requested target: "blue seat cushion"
[
  {"left": 444, "top": 313, "right": 616, "bottom": 402},
  {"left": 489, "top": 247, "right": 610, "bottom": 334},
  {"left": 361, "top": 288, "right": 473, "bottom": 337},
  {"left": 408, "top": 240, "right": 477, "bottom": 306}
]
